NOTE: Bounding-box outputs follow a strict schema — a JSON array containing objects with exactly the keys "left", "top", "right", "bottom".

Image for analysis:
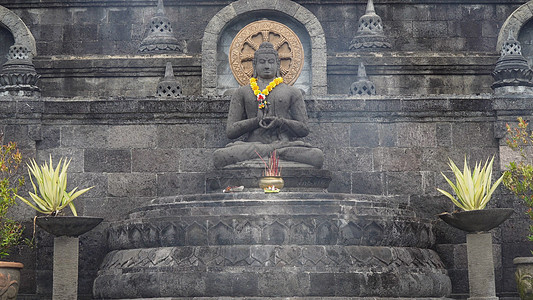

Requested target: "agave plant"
[
  {"left": 437, "top": 156, "right": 504, "bottom": 211},
  {"left": 16, "top": 157, "right": 92, "bottom": 216}
]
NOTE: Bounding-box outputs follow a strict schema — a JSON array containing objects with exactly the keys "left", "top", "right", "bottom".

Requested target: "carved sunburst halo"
[{"left": 229, "top": 20, "right": 304, "bottom": 86}]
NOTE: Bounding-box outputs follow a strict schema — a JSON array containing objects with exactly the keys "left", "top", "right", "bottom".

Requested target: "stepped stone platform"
[{"left": 93, "top": 192, "right": 451, "bottom": 299}]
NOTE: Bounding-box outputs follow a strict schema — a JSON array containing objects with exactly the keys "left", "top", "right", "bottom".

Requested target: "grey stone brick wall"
[
  {"left": 1, "top": 1, "right": 521, "bottom": 56},
  {"left": 30, "top": 52, "right": 495, "bottom": 98},
  {"left": 0, "top": 94, "right": 529, "bottom": 298},
  {"left": 0, "top": 1, "right": 511, "bottom": 98}
]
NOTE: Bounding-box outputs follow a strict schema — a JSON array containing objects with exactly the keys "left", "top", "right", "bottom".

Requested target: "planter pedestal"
[
  {"left": 466, "top": 233, "right": 498, "bottom": 300},
  {"left": 53, "top": 236, "right": 79, "bottom": 300},
  {"left": 439, "top": 209, "right": 513, "bottom": 300},
  {"left": 36, "top": 216, "right": 103, "bottom": 300}
]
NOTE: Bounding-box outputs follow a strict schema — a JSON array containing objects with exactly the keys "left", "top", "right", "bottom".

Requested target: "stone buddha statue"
[{"left": 213, "top": 42, "right": 324, "bottom": 169}]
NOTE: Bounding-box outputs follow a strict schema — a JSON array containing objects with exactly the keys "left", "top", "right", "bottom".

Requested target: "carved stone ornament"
[
  {"left": 0, "top": 262, "right": 22, "bottom": 300},
  {"left": 156, "top": 62, "right": 182, "bottom": 98},
  {"left": 0, "top": 273, "right": 17, "bottom": 300},
  {"left": 492, "top": 30, "right": 533, "bottom": 90},
  {"left": 349, "top": 0, "right": 392, "bottom": 51},
  {"left": 350, "top": 62, "right": 376, "bottom": 95},
  {"left": 229, "top": 20, "right": 304, "bottom": 86},
  {"left": 0, "top": 45, "right": 40, "bottom": 96},
  {"left": 514, "top": 257, "right": 533, "bottom": 300},
  {"left": 139, "top": 0, "right": 181, "bottom": 53}
]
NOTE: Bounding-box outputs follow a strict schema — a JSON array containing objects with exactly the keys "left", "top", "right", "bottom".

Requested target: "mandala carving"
[{"left": 229, "top": 20, "right": 304, "bottom": 86}]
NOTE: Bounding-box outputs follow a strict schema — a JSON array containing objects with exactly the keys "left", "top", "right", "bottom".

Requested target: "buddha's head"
[{"left": 252, "top": 42, "right": 280, "bottom": 80}]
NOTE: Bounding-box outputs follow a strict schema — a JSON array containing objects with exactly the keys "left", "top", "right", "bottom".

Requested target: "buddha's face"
[{"left": 254, "top": 53, "right": 278, "bottom": 80}]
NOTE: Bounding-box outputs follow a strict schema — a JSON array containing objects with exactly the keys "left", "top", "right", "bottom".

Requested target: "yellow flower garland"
[{"left": 250, "top": 77, "right": 283, "bottom": 110}]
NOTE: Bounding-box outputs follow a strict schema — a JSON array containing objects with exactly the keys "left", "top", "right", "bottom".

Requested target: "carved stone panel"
[{"left": 229, "top": 20, "right": 304, "bottom": 86}]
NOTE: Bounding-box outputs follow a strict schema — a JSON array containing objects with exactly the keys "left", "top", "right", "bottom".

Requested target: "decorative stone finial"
[
  {"left": 349, "top": 0, "right": 391, "bottom": 51},
  {"left": 139, "top": 0, "right": 182, "bottom": 53},
  {"left": 350, "top": 62, "right": 376, "bottom": 95},
  {"left": 156, "top": 0, "right": 165, "bottom": 15},
  {"left": 156, "top": 62, "right": 182, "bottom": 98},
  {"left": 0, "top": 45, "right": 40, "bottom": 97},
  {"left": 358, "top": 62, "right": 368, "bottom": 77},
  {"left": 365, "top": 0, "right": 376, "bottom": 14},
  {"left": 491, "top": 30, "right": 533, "bottom": 93}
]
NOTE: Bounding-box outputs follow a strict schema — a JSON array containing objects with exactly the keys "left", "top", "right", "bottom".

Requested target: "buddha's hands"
[{"left": 259, "top": 116, "right": 284, "bottom": 129}]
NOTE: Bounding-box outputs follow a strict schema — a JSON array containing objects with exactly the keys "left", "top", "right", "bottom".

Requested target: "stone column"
[
  {"left": 53, "top": 236, "right": 79, "bottom": 300},
  {"left": 466, "top": 233, "right": 498, "bottom": 300}
]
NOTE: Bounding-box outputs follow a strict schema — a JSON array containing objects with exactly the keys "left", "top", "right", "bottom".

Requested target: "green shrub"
[{"left": 0, "top": 138, "right": 25, "bottom": 259}]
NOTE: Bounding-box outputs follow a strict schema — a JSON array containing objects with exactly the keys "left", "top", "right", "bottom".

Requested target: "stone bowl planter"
[
  {"left": 514, "top": 257, "right": 533, "bottom": 300},
  {"left": 438, "top": 208, "right": 514, "bottom": 232},
  {"left": 0, "top": 261, "right": 23, "bottom": 299},
  {"left": 35, "top": 216, "right": 103, "bottom": 237}
]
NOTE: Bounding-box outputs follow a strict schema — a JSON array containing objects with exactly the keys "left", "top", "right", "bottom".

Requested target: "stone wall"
[
  {"left": 0, "top": 94, "right": 529, "bottom": 298},
  {"left": 31, "top": 52, "right": 497, "bottom": 98},
  {"left": 0, "top": 0, "right": 531, "bottom": 298},
  {"left": 0, "top": 1, "right": 521, "bottom": 56},
  {"left": 0, "top": 1, "right": 518, "bottom": 98}
]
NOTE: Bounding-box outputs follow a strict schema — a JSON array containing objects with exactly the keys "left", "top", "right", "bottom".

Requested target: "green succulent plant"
[
  {"left": 437, "top": 156, "right": 504, "bottom": 211},
  {"left": 16, "top": 157, "right": 93, "bottom": 216}
]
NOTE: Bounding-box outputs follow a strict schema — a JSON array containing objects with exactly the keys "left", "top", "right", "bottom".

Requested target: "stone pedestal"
[
  {"left": 93, "top": 192, "right": 452, "bottom": 299},
  {"left": 466, "top": 233, "right": 498, "bottom": 300},
  {"left": 53, "top": 236, "right": 79, "bottom": 300}
]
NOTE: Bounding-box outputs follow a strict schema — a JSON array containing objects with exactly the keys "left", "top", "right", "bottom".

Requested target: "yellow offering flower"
[{"left": 249, "top": 77, "right": 283, "bottom": 108}]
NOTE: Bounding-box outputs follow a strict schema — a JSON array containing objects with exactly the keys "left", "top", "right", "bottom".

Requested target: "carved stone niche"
[
  {"left": 217, "top": 14, "right": 312, "bottom": 96},
  {"left": 202, "top": 0, "right": 327, "bottom": 96},
  {"left": 0, "top": 25, "right": 14, "bottom": 67}
]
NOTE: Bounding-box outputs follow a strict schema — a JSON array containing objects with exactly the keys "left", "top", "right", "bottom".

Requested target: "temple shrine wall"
[
  {"left": 0, "top": 1, "right": 520, "bottom": 97},
  {"left": 0, "top": 94, "right": 527, "bottom": 298},
  {"left": 0, "top": 1, "right": 520, "bottom": 54},
  {"left": 0, "top": 0, "right": 531, "bottom": 299}
]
